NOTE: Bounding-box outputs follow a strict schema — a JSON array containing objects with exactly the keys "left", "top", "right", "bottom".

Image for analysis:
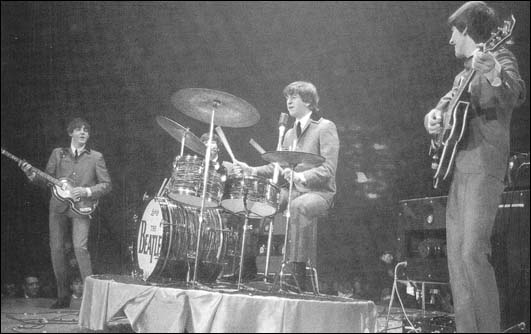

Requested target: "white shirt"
[
  {"left": 294, "top": 112, "right": 312, "bottom": 138},
  {"left": 292, "top": 112, "right": 312, "bottom": 188},
  {"left": 71, "top": 144, "right": 92, "bottom": 197}
]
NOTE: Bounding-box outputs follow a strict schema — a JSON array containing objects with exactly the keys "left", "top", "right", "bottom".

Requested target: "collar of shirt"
[
  {"left": 71, "top": 144, "right": 86, "bottom": 156},
  {"left": 464, "top": 55, "right": 473, "bottom": 70},
  {"left": 295, "top": 112, "right": 312, "bottom": 132}
]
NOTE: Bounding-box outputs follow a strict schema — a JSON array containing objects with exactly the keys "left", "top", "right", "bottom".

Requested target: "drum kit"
[{"left": 135, "top": 88, "right": 325, "bottom": 293}]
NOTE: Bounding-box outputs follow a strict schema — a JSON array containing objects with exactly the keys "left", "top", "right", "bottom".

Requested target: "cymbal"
[
  {"left": 171, "top": 88, "right": 260, "bottom": 128},
  {"left": 261, "top": 151, "right": 325, "bottom": 167},
  {"left": 156, "top": 116, "right": 206, "bottom": 156}
]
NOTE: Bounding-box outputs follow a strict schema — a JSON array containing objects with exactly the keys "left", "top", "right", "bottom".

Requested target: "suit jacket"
[
  {"left": 255, "top": 115, "right": 340, "bottom": 205},
  {"left": 44, "top": 147, "right": 112, "bottom": 214},
  {"left": 436, "top": 47, "right": 525, "bottom": 180}
]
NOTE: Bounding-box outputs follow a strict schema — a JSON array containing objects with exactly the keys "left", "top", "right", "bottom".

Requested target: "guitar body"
[
  {"left": 1, "top": 147, "right": 98, "bottom": 216},
  {"left": 51, "top": 178, "right": 99, "bottom": 216},
  {"left": 432, "top": 101, "right": 470, "bottom": 188}
]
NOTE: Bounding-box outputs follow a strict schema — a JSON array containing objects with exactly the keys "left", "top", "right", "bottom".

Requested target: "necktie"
[
  {"left": 296, "top": 122, "right": 302, "bottom": 139},
  {"left": 75, "top": 150, "right": 78, "bottom": 159}
]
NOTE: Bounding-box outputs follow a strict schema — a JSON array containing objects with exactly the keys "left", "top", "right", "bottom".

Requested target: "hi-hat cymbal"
[
  {"left": 261, "top": 151, "right": 325, "bottom": 167},
  {"left": 171, "top": 88, "right": 260, "bottom": 128},
  {"left": 156, "top": 116, "right": 206, "bottom": 156}
]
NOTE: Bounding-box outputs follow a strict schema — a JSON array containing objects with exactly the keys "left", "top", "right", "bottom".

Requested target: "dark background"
[{"left": 1, "top": 1, "right": 529, "bottom": 290}]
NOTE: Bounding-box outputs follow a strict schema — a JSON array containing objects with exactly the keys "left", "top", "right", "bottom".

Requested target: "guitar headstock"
[{"left": 483, "top": 15, "right": 516, "bottom": 52}]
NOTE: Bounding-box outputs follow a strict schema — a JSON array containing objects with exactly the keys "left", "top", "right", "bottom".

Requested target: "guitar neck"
[{"left": 1, "top": 148, "right": 61, "bottom": 187}]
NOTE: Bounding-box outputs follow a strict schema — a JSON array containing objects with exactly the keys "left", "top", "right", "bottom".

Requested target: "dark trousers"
[
  {"left": 279, "top": 189, "right": 329, "bottom": 264},
  {"left": 446, "top": 172, "right": 504, "bottom": 332},
  {"left": 49, "top": 209, "right": 92, "bottom": 299}
]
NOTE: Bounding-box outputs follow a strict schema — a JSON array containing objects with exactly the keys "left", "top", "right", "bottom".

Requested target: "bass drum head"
[
  {"left": 136, "top": 199, "right": 166, "bottom": 281},
  {"left": 135, "top": 197, "right": 231, "bottom": 283}
]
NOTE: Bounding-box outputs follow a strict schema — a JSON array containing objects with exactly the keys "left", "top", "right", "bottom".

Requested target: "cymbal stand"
[
  {"left": 237, "top": 188, "right": 251, "bottom": 290},
  {"left": 192, "top": 100, "right": 219, "bottom": 287},
  {"left": 273, "top": 165, "right": 301, "bottom": 293},
  {"left": 263, "top": 216, "right": 274, "bottom": 280},
  {"left": 180, "top": 128, "right": 191, "bottom": 157}
]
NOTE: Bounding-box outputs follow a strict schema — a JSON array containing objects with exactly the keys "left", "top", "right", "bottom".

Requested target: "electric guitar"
[
  {"left": 430, "top": 16, "right": 516, "bottom": 189},
  {"left": 1, "top": 147, "right": 98, "bottom": 216}
]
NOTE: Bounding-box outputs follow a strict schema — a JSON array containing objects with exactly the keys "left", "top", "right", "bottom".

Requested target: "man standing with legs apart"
[
  {"left": 424, "top": 2, "right": 525, "bottom": 331},
  {"left": 236, "top": 81, "right": 339, "bottom": 291},
  {"left": 20, "top": 118, "right": 112, "bottom": 308}
]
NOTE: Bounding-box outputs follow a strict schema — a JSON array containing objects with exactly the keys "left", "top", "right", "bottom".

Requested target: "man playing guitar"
[
  {"left": 20, "top": 117, "right": 112, "bottom": 309},
  {"left": 424, "top": 2, "right": 525, "bottom": 332}
]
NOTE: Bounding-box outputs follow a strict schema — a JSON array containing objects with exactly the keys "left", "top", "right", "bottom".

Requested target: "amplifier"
[
  {"left": 398, "top": 196, "right": 448, "bottom": 282},
  {"left": 398, "top": 190, "right": 529, "bottom": 285}
]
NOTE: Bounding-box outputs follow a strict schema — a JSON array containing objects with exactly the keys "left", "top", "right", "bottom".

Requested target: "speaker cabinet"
[
  {"left": 398, "top": 190, "right": 530, "bottom": 328},
  {"left": 491, "top": 190, "right": 530, "bottom": 329},
  {"left": 398, "top": 196, "right": 448, "bottom": 282}
]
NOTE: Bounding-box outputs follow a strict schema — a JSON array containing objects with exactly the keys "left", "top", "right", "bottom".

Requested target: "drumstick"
[
  {"left": 249, "top": 138, "right": 285, "bottom": 177},
  {"left": 215, "top": 126, "right": 236, "bottom": 163},
  {"left": 249, "top": 138, "right": 266, "bottom": 154}
]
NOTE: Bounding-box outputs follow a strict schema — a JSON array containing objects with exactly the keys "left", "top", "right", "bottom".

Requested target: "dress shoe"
[{"left": 50, "top": 296, "right": 70, "bottom": 309}]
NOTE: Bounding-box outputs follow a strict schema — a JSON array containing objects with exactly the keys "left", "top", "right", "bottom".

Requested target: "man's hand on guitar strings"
[
  {"left": 425, "top": 108, "right": 443, "bottom": 135},
  {"left": 472, "top": 49, "right": 497, "bottom": 74},
  {"left": 71, "top": 187, "right": 89, "bottom": 201}
]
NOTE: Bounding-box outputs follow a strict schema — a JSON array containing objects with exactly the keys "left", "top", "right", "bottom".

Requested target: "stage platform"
[
  {"left": 2, "top": 275, "right": 454, "bottom": 333},
  {"left": 79, "top": 275, "right": 378, "bottom": 332}
]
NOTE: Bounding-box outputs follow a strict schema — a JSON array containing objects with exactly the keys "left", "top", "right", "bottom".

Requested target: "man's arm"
[
  {"left": 86, "top": 153, "right": 112, "bottom": 199},
  {"left": 299, "top": 120, "right": 339, "bottom": 188},
  {"left": 488, "top": 49, "right": 526, "bottom": 109}
]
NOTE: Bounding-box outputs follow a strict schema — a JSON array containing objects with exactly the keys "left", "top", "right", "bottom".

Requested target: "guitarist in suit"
[
  {"left": 424, "top": 2, "right": 525, "bottom": 332},
  {"left": 20, "top": 117, "right": 112, "bottom": 308},
  {"left": 236, "top": 81, "right": 340, "bottom": 291}
]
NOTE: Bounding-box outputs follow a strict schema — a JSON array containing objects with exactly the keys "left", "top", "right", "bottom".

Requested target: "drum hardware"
[
  {"left": 157, "top": 178, "right": 169, "bottom": 197},
  {"left": 234, "top": 188, "right": 253, "bottom": 289},
  {"left": 261, "top": 150, "right": 325, "bottom": 294},
  {"left": 263, "top": 216, "right": 275, "bottom": 279},
  {"left": 156, "top": 116, "right": 206, "bottom": 156},
  {"left": 171, "top": 88, "right": 260, "bottom": 287}
]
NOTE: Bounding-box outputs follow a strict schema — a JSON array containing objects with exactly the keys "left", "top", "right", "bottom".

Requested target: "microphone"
[{"left": 278, "top": 113, "right": 289, "bottom": 143}]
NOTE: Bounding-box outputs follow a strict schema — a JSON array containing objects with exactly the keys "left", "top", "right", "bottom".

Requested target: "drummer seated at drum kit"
[{"left": 234, "top": 81, "right": 340, "bottom": 292}]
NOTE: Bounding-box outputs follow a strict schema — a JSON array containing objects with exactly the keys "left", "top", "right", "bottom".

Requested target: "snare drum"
[
  {"left": 166, "top": 155, "right": 225, "bottom": 208},
  {"left": 221, "top": 176, "right": 280, "bottom": 218},
  {"left": 136, "top": 197, "right": 228, "bottom": 282}
]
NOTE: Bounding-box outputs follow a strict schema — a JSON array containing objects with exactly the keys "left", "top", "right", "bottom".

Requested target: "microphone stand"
[{"left": 265, "top": 119, "right": 286, "bottom": 280}]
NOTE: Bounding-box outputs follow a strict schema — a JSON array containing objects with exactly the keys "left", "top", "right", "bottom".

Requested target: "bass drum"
[{"left": 136, "top": 197, "right": 228, "bottom": 282}]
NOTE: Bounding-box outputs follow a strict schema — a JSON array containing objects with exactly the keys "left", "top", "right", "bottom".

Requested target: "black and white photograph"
[{"left": 1, "top": 1, "right": 529, "bottom": 333}]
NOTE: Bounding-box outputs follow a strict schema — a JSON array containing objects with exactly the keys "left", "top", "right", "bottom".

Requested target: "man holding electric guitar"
[
  {"left": 424, "top": 2, "right": 525, "bottom": 332},
  {"left": 18, "top": 117, "right": 112, "bottom": 309}
]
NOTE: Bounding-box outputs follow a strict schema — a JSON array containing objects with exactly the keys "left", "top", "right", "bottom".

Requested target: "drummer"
[
  {"left": 199, "top": 133, "right": 235, "bottom": 175},
  {"left": 235, "top": 81, "right": 340, "bottom": 291}
]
